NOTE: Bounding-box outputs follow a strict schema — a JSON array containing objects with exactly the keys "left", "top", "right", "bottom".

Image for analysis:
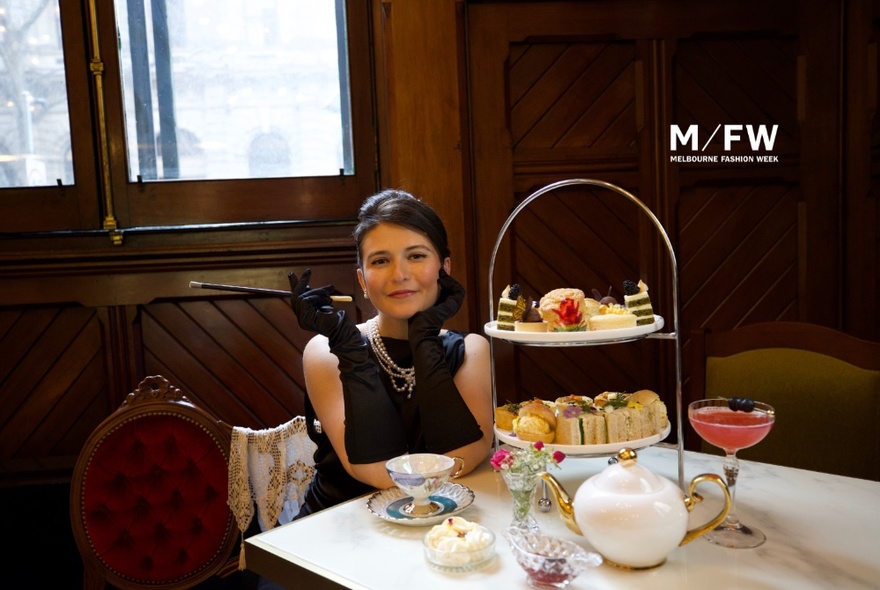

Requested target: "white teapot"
[{"left": 539, "top": 448, "right": 731, "bottom": 569}]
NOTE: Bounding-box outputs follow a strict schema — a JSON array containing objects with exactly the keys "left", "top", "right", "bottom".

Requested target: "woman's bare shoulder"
[
  {"left": 303, "top": 326, "right": 369, "bottom": 366},
  {"left": 463, "top": 332, "right": 489, "bottom": 352},
  {"left": 303, "top": 334, "right": 334, "bottom": 369}
]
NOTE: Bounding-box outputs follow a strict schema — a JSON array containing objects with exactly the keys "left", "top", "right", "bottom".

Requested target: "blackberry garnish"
[
  {"left": 623, "top": 280, "right": 639, "bottom": 296},
  {"left": 508, "top": 284, "right": 522, "bottom": 299},
  {"left": 727, "top": 397, "right": 755, "bottom": 412}
]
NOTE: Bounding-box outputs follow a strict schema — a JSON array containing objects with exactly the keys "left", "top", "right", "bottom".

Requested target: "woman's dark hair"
[{"left": 353, "top": 189, "right": 450, "bottom": 268}]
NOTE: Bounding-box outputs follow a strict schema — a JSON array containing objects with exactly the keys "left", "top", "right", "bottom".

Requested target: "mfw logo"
[{"left": 669, "top": 124, "right": 779, "bottom": 163}]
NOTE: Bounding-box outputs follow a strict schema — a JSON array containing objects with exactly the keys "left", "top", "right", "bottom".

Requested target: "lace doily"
[{"left": 228, "top": 416, "right": 317, "bottom": 568}]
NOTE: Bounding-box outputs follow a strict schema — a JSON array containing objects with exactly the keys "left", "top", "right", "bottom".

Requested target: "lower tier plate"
[{"left": 494, "top": 422, "right": 671, "bottom": 458}]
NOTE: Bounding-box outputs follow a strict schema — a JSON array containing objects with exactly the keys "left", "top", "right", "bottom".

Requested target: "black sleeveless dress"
[{"left": 295, "top": 330, "right": 467, "bottom": 518}]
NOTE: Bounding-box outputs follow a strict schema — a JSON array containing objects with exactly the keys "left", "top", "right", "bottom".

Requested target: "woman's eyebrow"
[{"left": 365, "top": 244, "right": 432, "bottom": 259}]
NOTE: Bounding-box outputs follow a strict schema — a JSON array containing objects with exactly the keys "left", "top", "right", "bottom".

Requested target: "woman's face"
[{"left": 357, "top": 223, "right": 451, "bottom": 322}]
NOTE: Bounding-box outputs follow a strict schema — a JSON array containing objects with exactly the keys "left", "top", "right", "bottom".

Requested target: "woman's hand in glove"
[
  {"left": 288, "top": 268, "right": 350, "bottom": 344},
  {"left": 406, "top": 269, "right": 482, "bottom": 454},
  {"left": 408, "top": 269, "right": 465, "bottom": 344}
]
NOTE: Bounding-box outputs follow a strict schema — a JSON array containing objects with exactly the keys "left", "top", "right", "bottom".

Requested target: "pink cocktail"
[
  {"left": 690, "top": 406, "right": 774, "bottom": 452},
  {"left": 688, "top": 398, "right": 776, "bottom": 549}
]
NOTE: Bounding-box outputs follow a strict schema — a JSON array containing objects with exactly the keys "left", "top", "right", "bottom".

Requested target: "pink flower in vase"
[{"left": 491, "top": 442, "right": 565, "bottom": 474}]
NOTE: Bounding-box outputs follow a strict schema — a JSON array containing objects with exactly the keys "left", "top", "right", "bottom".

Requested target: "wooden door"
[{"left": 466, "top": 0, "right": 825, "bottom": 433}]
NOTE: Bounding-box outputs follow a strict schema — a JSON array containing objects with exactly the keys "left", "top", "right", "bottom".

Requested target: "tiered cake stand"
[{"left": 484, "top": 178, "right": 685, "bottom": 490}]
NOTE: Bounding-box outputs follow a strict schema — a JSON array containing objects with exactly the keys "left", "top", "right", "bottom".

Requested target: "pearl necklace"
[{"left": 366, "top": 318, "right": 416, "bottom": 398}]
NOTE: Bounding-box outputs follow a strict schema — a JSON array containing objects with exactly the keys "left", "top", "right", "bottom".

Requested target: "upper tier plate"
[
  {"left": 494, "top": 422, "right": 671, "bottom": 458},
  {"left": 484, "top": 315, "right": 664, "bottom": 345}
]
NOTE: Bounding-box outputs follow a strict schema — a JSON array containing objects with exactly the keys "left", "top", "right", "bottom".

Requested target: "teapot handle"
[{"left": 679, "top": 473, "right": 732, "bottom": 546}]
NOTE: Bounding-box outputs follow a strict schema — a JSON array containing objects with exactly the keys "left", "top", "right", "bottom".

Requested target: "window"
[
  {"left": 116, "top": 0, "right": 352, "bottom": 182},
  {"left": 0, "top": 0, "right": 374, "bottom": 235},
  {"left": 0, "top": 1, "right": 73, "bottom": 189}
]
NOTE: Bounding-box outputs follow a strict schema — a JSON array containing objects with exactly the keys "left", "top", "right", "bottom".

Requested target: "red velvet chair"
[{"left": 70, "top": 375, "right": 239, "bottom": 589}]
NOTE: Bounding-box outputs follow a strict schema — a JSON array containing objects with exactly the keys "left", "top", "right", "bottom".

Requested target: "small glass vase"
[{"left": 501, "top": 469, "right": 540, "bottom": 530}]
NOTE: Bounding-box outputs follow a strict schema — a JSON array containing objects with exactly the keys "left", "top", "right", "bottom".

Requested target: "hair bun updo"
[{"left": 353, "top": 189, "right": 450, "bottom": 268}]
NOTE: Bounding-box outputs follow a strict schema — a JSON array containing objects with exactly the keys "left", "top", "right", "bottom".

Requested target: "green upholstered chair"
[{"left": 687, "top": 322, "right": 880, "bottom": 481}]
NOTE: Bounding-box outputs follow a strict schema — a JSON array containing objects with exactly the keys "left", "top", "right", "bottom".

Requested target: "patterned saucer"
[{"left": 366, "top": 482, "right": 475, "bottom": 527}]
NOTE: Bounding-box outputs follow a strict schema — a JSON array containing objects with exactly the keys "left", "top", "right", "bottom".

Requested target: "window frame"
[
  {"left": 0, "top": 0, "right": 101, "bottom": 234},
  {"left": 0, "top": 0, "right": 377, "bottom": 236}
]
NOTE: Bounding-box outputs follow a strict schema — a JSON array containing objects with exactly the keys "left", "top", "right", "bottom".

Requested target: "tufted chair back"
[{"left": 70, "top": 375, "right": 239, "bottom": 590}]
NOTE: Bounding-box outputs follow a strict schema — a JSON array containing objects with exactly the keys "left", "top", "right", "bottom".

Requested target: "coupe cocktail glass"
[{"left": 688, "top": 397, "right": 775, "bottom": 548}]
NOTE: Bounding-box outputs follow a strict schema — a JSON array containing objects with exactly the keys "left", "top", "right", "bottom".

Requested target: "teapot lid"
[{"left": 593, "top": 448, "right": 667, "bottom": 494}]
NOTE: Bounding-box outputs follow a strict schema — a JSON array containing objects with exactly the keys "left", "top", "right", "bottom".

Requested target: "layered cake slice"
[
  {"left": 496, "top": 284, "right": 525, "bottom": 331},
  {"left": 623, "top": 280, "right": 656, "bottom": 326}
]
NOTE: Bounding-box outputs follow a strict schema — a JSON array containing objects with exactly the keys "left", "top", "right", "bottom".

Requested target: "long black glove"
[
  {"left": 289, "top": 269, "right": 407, "bottom": 464},
  {"left": 408, "top": 269, "right": 483, "bottom": 453}
]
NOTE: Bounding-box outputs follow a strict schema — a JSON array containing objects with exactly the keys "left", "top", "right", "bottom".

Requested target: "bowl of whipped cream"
[{"left": 423, "top": 516, "right": 495, "bottom": 572}]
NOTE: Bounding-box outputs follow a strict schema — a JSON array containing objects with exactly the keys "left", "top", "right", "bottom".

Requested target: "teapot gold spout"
[
  {"left": 538, "top": 448, "right": 731, "bottom": 569},
  {"left": 537, "top": 471, "right": 582, "bottom": 535}
]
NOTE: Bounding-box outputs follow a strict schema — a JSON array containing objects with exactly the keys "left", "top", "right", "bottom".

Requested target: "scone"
[{"left": 513, "top": 401, "right": 556, "bottom": 443}]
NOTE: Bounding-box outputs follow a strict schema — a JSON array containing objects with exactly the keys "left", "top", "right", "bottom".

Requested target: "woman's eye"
[{"left": 369, "top": 257, "right": 388, "bottom": 266}]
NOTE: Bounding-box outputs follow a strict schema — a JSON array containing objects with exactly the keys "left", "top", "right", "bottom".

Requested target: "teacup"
[{"left": 386, "top": 453, "right": 464, "bottom": 517}]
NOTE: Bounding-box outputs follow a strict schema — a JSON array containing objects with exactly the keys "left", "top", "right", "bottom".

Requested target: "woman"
[{"left": 288, "top": 189, "right": 494, "bottom": 517}]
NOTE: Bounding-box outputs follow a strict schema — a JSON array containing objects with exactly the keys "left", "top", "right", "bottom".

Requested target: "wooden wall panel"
[
  {"left": 0, "top": 261, "right": 360, "bottom": 484},
  {"left": 141, "top": 297, "right": 309, "bottom": 429},
  {"left": 511, "top": 42, "right": 638, "bottom": 150},
  {"left": 673, "top": 37, "right": 799, "bottom": 153},
  {"left": 0, "top": 307, "right": 107, "bottom": 481},
  {"left": 843, "top": 0, "right": 880, "bottom": 340},
  {"left": 677, "top": 182, "right": 801, "bottom": 331},
  {"left": 371, "top": 0, "right": 475, "bottom": 331},
  {"left": 137, "top": 262, "right": 362, "bottom": 431},
  {"left": 510, "top": 40, "right": 641, "bottom": 168},
  {"left": 670, "top": 34, "right": 803, "bottom": 386}
]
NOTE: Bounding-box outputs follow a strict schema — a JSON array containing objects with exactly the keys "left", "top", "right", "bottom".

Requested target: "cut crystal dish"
[{"left": 505, "top": 526, "right": 602, "bottom": 589}]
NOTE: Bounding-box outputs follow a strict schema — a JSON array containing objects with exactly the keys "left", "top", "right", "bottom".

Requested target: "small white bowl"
[{"left": 423, "top": 522, "right": 496, "bottom": 572}]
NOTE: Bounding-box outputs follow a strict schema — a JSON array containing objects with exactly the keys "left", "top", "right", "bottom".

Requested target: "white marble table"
[{"left": 245, "top": 446, "right": 880, "bottom": 589}]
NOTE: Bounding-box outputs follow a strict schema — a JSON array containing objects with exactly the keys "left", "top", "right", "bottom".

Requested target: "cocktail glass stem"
[
  {"left": 721, "top": 452, "right": 742, "bottom": 529},
  {"left": 704, "top": 450, "right": 766, "bottom": 548}
]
